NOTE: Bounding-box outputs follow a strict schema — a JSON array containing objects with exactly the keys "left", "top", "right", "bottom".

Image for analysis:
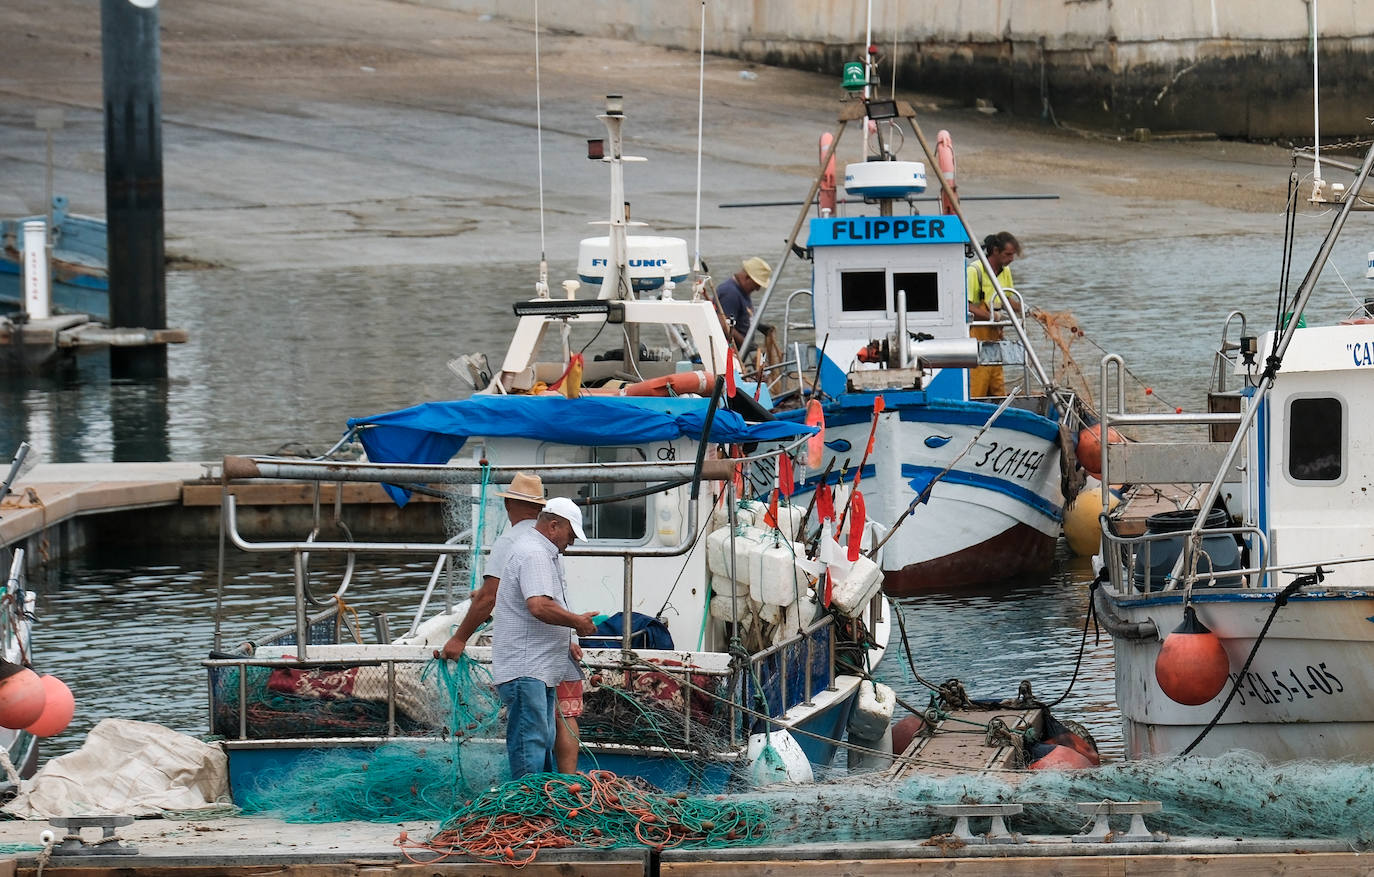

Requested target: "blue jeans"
[{"left": 496, "top": 677, "right": 556, "bottom": 779}]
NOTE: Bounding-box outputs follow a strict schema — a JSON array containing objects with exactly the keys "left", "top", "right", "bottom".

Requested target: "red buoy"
[
  {"left": 1028, "top": 742, "right": 1093, "bottom": 771},
  {"left": 25, "top": 675, "right": 74, "bottom": 738},
  {"left": 1155, "top": 605, "right": 1230, "bottom": 705},
  {"left": 891, "top": 714, "right": 926, "bottom": 755},
  {"left": 0, "top": 667, "right": 46, "bottom": 730},
  {"left": 1076, "top": 423, "right": 1126, "bottom": 477}
]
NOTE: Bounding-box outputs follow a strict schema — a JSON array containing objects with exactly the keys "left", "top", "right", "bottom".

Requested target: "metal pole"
[{"left": 739, "top": 118, "right": 850, "bottom": 356}]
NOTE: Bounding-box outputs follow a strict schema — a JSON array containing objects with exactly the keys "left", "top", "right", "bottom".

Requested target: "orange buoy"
[
  {"left": 1027, "top": 742, "right": 1094, "bottom": 771},
  {"left": 891, "top": 714, "right": 926, "bottom": 755},
  {"left": 1155, "top": 605, "right": 1230, "bottom": 705},
  {"left": 1044, "top": 715, "right": 1100, "bottom": 766},
  {"left": 0, "top": 667, "right": 46, "bottom": 729},
  {"left": 1075, "top": 423, "right": 1126, "bottom": 477},
  {"left": 818, "top": 133, "right": 837, "bottom": 214},
  {"left": 25, "top": 675, "right": 74, "bottom": 738}
]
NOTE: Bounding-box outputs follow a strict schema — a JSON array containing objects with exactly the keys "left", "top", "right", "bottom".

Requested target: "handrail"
[
  {"left": 1100, "top": 522, "right": 1269, "bottom": 593},
  {"left": 407, "top": 528, "right": 472, "bottom": 637}
]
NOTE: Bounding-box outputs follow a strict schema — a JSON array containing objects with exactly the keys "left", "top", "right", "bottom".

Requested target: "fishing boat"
[
  {"left": 1090, "top": 137, "right": 1374, "bottom": 761},
  {"left": 0, "top": 198, "right": 108, "bottom": 320},
  {"left": 731, "top": 77, "right": 1086, "bottom": 595},
  {"left": 207, "top": 97, "right": 892, "bottom": 798}
]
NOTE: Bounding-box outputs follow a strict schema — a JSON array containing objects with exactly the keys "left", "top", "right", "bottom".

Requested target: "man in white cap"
[
  {"left": 713, "top": 256, "right": 772, "bottom": 348},
  {"left": 490, "top": 495, "right": 599, "bottom": 779},
  {"left": 439, "top": 473, "right": 586, "bottom": 773}
]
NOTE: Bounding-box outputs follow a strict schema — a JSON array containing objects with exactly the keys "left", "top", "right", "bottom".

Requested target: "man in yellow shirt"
[{"left": 966, "top": 231, "right": 1023, "bottom": 398}]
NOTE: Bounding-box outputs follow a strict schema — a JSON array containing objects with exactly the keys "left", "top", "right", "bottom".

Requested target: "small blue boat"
[{"left": 0, "top": 197, "right": 108, "bottom": 320}]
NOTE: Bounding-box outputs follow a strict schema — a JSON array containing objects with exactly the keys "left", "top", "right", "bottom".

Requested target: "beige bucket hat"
[
  {"left": 742, "top": 257, "right": 772, "bottom": 287},
  {"left": 494, "top": 472, "right": 546, "bottom": 504}
]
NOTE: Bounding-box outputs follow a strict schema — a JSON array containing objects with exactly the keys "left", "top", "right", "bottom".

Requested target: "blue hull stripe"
[{"left": 901, "top": 463, "right": 1063, "bottom": 522}]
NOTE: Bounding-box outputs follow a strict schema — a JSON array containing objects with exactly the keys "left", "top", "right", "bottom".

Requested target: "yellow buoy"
[{"left": 1064, "top": 477, "right": 1120, "bottom": 556}]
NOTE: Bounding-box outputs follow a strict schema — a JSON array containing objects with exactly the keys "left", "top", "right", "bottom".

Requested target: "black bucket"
[{"left": 1132, "top": 508, "right": 1244, "bottom": 591}]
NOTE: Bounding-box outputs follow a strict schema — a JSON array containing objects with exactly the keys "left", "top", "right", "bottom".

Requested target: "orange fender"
[
  {"left": 619, "top": 370, "right": 716, "bottom": 397},
  {"left": 936, "top": 130, "right": 957, "bottom": 215}
]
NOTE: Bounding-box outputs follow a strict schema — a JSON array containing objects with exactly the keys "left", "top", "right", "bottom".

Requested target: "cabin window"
[
  {"left": 840, "top": 270, "right": 887, "bottom": 312},
  {"left": 1287, "top": 396, "right": 1342, "bottom": 481},
  {"left": 892, "top": 271, "right": 939, "bottom": 312},
  {"left": 541, "top": 445, "right": 649, "bottom": 540}
]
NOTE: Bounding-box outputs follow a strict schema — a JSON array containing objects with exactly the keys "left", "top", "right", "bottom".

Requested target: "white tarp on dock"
[{"left": 4, "top": 718, "right": 228, "bottom": 818}]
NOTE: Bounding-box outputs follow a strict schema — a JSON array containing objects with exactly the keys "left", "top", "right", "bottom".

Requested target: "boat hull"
[
  {"left": 1, "top": 212, "right": 109, "bottom": 320},
  {"left": 801, "top": 393, "right": 1066, "bottom": 594},
  {"left": 1104, "top": 587, "right": 1374, "bottom": 761}
]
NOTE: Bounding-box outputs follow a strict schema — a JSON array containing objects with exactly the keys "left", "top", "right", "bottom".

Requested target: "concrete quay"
[{"left": 0, "top": 815, "right": 1364, "bottom": 876}]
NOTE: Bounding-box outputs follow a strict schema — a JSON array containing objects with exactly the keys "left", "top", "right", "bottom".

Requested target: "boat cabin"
[
  {"left": 809, "top": 212, "right": 972, "bottom": 400},
  {"left": 1247, "top": 323, "right": 1374, "bottom": 586}
]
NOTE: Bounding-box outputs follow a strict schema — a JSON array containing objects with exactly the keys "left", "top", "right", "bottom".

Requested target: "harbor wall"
[{"left": 420, "top": 0, "right": 1373, "bottom": 140}]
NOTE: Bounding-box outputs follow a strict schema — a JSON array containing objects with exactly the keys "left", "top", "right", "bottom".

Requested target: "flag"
[{"left": 847, "top": 490, "right": 866, "bottom": 562}]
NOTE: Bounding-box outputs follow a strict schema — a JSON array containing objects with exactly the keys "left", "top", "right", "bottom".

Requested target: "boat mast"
[{"left": 599, "top": 95, "right": 630, "bottom": 304}]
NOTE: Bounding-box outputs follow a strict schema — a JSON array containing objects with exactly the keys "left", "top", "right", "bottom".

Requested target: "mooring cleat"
[
  {"left": 48, "top": 815, "right": 138, "bottom": 856},
  {"left": 1072, "top": 800, "right": 1166, "bottom": 843},
  {"left": 931, "top": 803, "right": 1024, "bottom": 844}
]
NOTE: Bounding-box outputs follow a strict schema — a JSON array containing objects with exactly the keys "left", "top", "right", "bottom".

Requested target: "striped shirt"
[{"left": 491, "top": 527, "right": 579, "bottom": 687}]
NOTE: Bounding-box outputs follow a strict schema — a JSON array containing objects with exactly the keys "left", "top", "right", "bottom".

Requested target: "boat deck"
[
  {"left": 889, "top": 706, "right": 1038, "bottom": 780},
  {"left": 1110, "top": 483, "right": 1207, "bottom": 537}
]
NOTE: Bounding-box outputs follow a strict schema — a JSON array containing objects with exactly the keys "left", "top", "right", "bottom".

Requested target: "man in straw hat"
[
  {"left": 713, "top": 256, "right": 772, "bottom": 349},
  {"left": 490, "top": 495, "right": 600, "bottom": 778},
  {"left": 440, "top": 473, "right": 592, "bottom": 773}
]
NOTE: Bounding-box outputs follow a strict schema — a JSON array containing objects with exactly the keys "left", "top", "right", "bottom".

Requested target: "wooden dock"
[
  {"left": 0, "top": 461, "right": 442, "bottom": 567},
  {"left": 0, "top": 314, "right": 187, "bottom": 374}
]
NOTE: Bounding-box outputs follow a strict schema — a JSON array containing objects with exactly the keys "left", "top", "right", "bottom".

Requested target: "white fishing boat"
[
  {"left": 207, "top": 97, "right": 892, "bottom": 796},
  {"left": 1091, "top": 137, "right": 1374, "bottom": 761},
  {"left": 725, "top": 65, "right": 1087, "bottom": 596}
]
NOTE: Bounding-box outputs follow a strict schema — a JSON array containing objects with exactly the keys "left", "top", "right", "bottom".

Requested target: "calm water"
[{"left": 3, "top": 222, "right": 1371, "bottom": 761}]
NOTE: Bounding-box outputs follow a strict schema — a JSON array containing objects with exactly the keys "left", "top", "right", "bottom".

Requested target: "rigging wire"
[
  {"left": 533, "top": 0, "right": 547, "bottom": 266},
  {"left": 693, "top": 0, "right": 706, "bottom": 273}
]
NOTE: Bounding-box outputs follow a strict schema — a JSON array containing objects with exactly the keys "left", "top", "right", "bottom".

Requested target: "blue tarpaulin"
[{"left": 346, "top": 395, "right": 817, "bottom": 504}]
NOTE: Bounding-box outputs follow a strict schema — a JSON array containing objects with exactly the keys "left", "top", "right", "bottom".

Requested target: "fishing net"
[
  {"left": 892, "top": 750, "right": 1374, "bottom": 843},
  {"left": 401, "top": 770, "right": 772, "bottom": 865}
]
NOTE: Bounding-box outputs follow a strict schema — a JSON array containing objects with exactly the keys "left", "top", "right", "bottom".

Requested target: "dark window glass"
[
  {"left": 892, "top": 271, "right": 939, "bottom": 312},
  {"left": 840, "top": 270, "right": 887, "bottom": 312},
  {"left": 1289, "top": 397, "right": 1342, "bottom": 481},
  {"left": 544, "top": 446, "right": 648, "bottom": 539}
]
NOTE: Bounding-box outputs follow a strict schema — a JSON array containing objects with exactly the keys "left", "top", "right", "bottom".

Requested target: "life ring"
[
  {"left": 619, "top": 370, "right": 716, "bottom": 397},
  {"left": 935, "top": 129, "right": 957, "bottom": 216},
  {"left": 819, "top": 133, "right": 837, "bottom": 215}
]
